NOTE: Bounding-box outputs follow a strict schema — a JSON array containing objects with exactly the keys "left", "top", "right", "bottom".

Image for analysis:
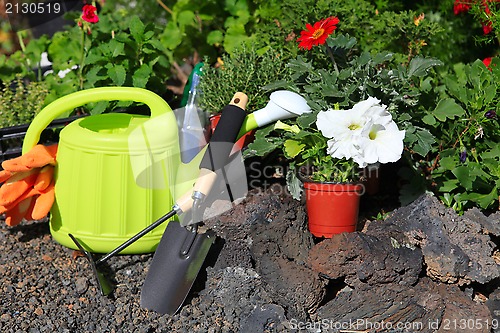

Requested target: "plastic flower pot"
[
  {"left": 209, "top": 114, "right": 255, "bottom": 153},
  {"left": 303, "top": 181, "right": 364, "bottom": 238}
]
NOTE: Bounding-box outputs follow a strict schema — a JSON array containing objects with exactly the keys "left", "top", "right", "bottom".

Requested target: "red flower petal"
[
  {"left": 483, "top": 57, "right": 492, "bottom": 68},
  {"left": 81, "top": 4, "right": 99, "bottom": 24}
]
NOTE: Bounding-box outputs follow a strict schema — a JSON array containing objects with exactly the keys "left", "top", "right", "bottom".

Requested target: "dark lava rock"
[
  {"left": 255, "top": 254, "right": 326, "bottom": 321},
  {"left": 249, "top": 187, "right": 325, "bottom": 320},
  {"left": 240, "top": 303, "right": 287, "bottom": 333},
  {"left": 317, "top": 277, "right": 493, "bottom": 333},
  {"left": 197, "top": 266, "right": 278, "bottom": 332},
  {"left": 308, "top": 231, "right": 422, "bottom": 289},
  {"left": 2, "top": 185, "right": 498, "bottom": 332},
  {"left": 367, "top": 193, "right": 500, "bottom": 285},
  {"left": 487, "top": 287, "right": 500, "bottom": 331}
]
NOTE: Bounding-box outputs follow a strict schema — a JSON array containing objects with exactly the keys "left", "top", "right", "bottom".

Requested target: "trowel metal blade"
[{"left": 140, "top": 221, "right": 216, "bottom": 315}]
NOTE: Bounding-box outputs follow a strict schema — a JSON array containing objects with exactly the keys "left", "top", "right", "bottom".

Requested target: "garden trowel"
[{"left": 140, "top": 92, "right": 249, "bottom": 315}]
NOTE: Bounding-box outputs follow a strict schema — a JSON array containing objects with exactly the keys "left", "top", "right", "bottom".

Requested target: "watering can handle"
[{"left": 22, "top": 87, "right": 172, "bottom": 154}]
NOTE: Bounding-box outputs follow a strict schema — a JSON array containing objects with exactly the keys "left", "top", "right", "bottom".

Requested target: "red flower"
[
  {"left": 297, "top": 16, "right": 340, "bottom": 50},
  {"left": 480, "top": 0, "right": 494, "bottom": 34},
  {"left": 483, "top": 57, "right": 492, "bottom": 67},
  {"left": 81, "top": 4, "right": 99, "bottom": 24},
  {"left": 454, "top": 0, "right": 472, "bottom": 14},
  {"left": 482, "top": 22, "right": 493, "bottom": 34}
]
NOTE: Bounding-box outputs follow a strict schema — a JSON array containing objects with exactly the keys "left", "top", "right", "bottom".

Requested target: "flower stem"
[
  {"left": 325, "top": 44, "right": 339, "bottom": 75},
  {"left": 78, "top": 29, "right": 85, "bottom": 90}
]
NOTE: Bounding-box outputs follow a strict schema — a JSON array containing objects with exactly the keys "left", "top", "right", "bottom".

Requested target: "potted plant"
[
  {"left": 268, "top": 96, "right": 405, "bottom": 238},
  {"left": 244, "top": 15, "right": 446, "bottom": 237}
]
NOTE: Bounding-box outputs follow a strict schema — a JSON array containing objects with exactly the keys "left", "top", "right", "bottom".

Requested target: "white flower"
[
  {"left": 315, "top": 96, "right": 405, "bottom": 167},
  {"left": 357, "top": 120, "right": 405, "bottom": 167}
]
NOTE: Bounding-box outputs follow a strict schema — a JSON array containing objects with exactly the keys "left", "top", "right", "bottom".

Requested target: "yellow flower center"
[
  {"left": 312, "top": 28, "right": 325, "bottom": 40},
  {"left": 369, "top": 130, "right": 377, "bottom": 140},
  {"left": 348, "top": 123, "right": 361, "bottom": 131}
]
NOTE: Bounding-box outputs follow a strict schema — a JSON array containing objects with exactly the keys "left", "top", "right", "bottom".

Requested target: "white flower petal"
[
  {"left": 317, "top": 109, "right": 362, "bottom": 140},
  {"left": 358, "top": 121, "right": 405, "bottom": 164},
  {"left": 351, "top": 96, "right": 381, "bottom": 116},
  {"left": 326, "top": 137, "right": 360, "bottom": 160}
]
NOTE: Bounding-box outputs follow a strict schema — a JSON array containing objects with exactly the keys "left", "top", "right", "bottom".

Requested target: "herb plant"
[
  {"left": 197, "top": 45, "right": 290, "bottom": 114},
  {"left": 0, "top": 76, "right": 49, "bottom": 127}
]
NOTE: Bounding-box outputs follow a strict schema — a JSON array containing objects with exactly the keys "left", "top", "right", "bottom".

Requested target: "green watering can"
[
  {"left": 22, "top": 87, "right": 205, "bottom": 254},
  {"left": 22, "top": 87, "right": 311, "bottom": 254}
]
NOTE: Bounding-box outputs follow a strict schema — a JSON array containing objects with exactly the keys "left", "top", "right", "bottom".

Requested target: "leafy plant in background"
[
  {"left": 0, "top": 5, "right": 172, "bottom": 115},
  {"left": 197, "top": 45, "right": 290, "bottom": 114},
  {"left": 424, "top": 58, "right": 500, "bottom": 212},
  {"left": 0, "top": 76, "right": 49, "bottom": 127},
  {"left": 44, "top": 8, "right": 171, "bottom": 112}
]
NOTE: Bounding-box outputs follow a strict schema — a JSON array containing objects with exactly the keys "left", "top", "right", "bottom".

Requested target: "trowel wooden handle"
[
  {"left": 175, "top": 92, "right": 248, "bottom": 214},
  {"left": 229, "top": 92, "right": 248, "bottom": 110}
]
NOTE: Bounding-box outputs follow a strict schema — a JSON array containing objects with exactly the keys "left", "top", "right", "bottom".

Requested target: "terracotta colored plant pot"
[
  {"left": 303, "top": 182, "right": 364, "bottom": 238},
  {"left": 209, "top": 114, "right": 255, "bottom": 152}
]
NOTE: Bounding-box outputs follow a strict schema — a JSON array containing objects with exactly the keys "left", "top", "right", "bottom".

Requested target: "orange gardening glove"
[{"left": 0, "top": 144, "right": 57, "bottom": 226}]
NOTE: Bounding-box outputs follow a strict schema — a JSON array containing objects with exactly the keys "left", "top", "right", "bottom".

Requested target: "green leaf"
[
  {"left": 438, "top": 179, "right": 460, "bottom": 192},
  {"left": 357, "top": 52, "right": 371, "bottom": 66},
  {"left": 286, "top": 167, "right": 303, "bottom": 200},
  {"left": 144, "top": 31, "right": 155, "bottom": 41},
  {"left": 107, "top": 65, "right": 126, "bottom": 86},
  {"left": 284, "top": 140, "right": 305, "bottom": 158},
  {"left": 433, "top": 98, "right": 465, "bottom": 122},
  {"left": 438, "top": 156, "right": 457, "bottom": 171},
  {"left": 372, "top": 52, "right": 393, "bottom": 65},
  {"left": 274, "top": 120, "right": 300, "bottom": 133},
  {"left": 407, "top": 57, "right": 443, "bottom": 77},
  {"left": 483, "top": 84, "right": 496, "bottom": 106},
  {"left": 129, "top": 16, "right": 145, "bottom": 42},
  {"left": 398, "top": 167, "right": 426, "bottom": 206},
  {"left": 452, "top": 165, "right": 474, "bottom": 190},
  {"left": 207, "top": 30, "right": 224, "bottom": 45},
  {"left": 244, "top": 125, "right": 280, "bottom": 157},
  {"left": 177, "top": 10, "right": 196, "bottom": 26},
  {"left": 160, "top": 21, "right": 183, "bottom": 51},
  {"left": 109, "top": 39, "right": 125, "bottom": 58},
  {"left": 297, "top": 112, "right": 317, "bottom": 129},
  {"left": 461, "top": 187, "right": 498, "bottom": 209},
  {"left": 85, "top": 50, "right": 105, "bottom": 65},
  {"left": 422, "top": 114, "right": 436, "bottom": 126},
  {"left": 88, "top": 101, "right": 109, "bottom": 115},
  {"left": 411, "top": 128, "right": 435, "bottom": 156},
  {"left": 132, "top": 64, "right": 152, "bottom": 88},
  {"left": 84, "top": 66, "right": 106, "bottom": 86}
]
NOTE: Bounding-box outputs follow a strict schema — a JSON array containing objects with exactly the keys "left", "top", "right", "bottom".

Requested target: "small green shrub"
[
  {"left": 0, "top": 77, "right": 49, "bottom": 127},
  {"left": 198, "top": 45, "right": 291, "bottom": 113}
]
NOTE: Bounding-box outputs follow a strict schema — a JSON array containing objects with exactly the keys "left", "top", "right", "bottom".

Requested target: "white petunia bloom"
[
  {"left": 357, "top": 120, "right": 405, "bottom": 167},
  {"left": 315, "top": 96, "right": 405, "bottom": 167}
]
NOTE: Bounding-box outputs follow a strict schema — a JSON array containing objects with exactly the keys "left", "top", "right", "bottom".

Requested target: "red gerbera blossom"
[
  {"left": 81, "top": 4, "right": 99, "bottom": 24},
  {"left": 297, "top": 16, "right": 340, "bottom": 50}
]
